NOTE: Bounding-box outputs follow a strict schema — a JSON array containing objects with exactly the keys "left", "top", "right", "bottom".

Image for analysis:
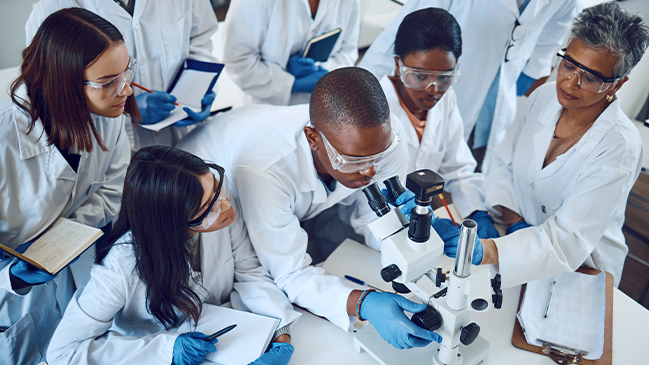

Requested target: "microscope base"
[{"left": 353, "top": 323, "right": 490, "bottom": 365}]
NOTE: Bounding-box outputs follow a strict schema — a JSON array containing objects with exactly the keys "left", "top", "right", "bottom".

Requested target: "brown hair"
[{"left": 10, "top": 7, "right": 140, "bottom": 153}]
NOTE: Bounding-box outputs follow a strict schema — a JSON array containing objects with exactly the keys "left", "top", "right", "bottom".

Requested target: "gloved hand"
[
  {"left": 176, "top": 91, "right": 217, "bottom": 127},
  {"left": 10, "top": 260, "right": 57, "bottom": 285},
  {"left": 286, "top": 55, "right": 320, "bottom": 78},
  {"left": 248, "top": 342, "right": 294, "bottom": 365},
  {"left": 381, "top": 189, "right": 418, "bottom": 219},
  {"left": 291, "top": 69, "right": 328, "bottom": 94},
  {"left": 172, "top": 332, "right": 217, "bottom": 365},
  {"left": 505, "top": 220, "right": 531, "bottom": 235},
  {"left": 516, "top": 72, "right": 537, "bottom": 97},
  {"left": 136, "top": 90, "right": 177, "bottom": 125},
  {"left": 359, "top": 291, "right": 442, "bottom": 349},
  {"left": 432, "top": 218, "right": 483, "bottom": 265},
  {"left": 471, "top": 211, "right": 501, "bottom": 239}
]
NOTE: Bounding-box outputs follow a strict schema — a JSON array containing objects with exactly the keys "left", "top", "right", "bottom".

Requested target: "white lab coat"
[
  {"left": 223, "top": 0, "right": 361, "bottom": 106},
  {"left": 484, "top": 83, "right": 643, "bottom": 288},
  {"left": 358, "top": 0, "right": 579, "bottom": 171},
  {"left": 46, "top": 194, "right": 299, "bottom": 365},
  {"left": 26, "top": 0, "right": 219, "bottom": 150},
  {"left": 177, "top": 104, "right": 408, "bottom": 331},
  {"left": 0, "top": 91, "right": 130, "bottom": 364},
  {"left": 380, "top": 76, "right": 484, "bottom": 218}
]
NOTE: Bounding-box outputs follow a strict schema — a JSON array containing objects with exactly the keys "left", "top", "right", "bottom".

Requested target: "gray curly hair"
[{"left": 571, "top": 1, "right": 649, "bottom": 78}]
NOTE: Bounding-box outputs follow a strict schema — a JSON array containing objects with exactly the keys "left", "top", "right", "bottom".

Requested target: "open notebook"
[{"left": 177, "top": 304, "right": 279, "bottom": 365}]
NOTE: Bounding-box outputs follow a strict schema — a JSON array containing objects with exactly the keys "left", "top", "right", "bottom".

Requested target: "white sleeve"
[
  {"left": 223, "top": 0, "right": 294, "bottom": 105},
  {"left": 495, "top": 146, "right": 636, "bottom": 288},
  {"left": 227, "top": 196, "right": 302, "bottom": 329},
  {"left": 357, "top": 0, "right": 452, "bottom": 79},
  {"left": 188, "top": 0, "right": 220, "bottom": 63},
  {"left": 233, "top": 166, "right": 354, "bottom": 331},
  {"left": 68, "top": 120, "right": 130, "bottom": 228},
  {"left": 435, "top": 90, "right": 484, "bottom": 218},
  {"left": 521, "top": 0, "right": 579, "bottom": 79},
  {"left": 46, "top": 252, "right": 177, "bottom": 364},
  {"left": 318, "top": 0, "right": 361, "bottom": 71}
]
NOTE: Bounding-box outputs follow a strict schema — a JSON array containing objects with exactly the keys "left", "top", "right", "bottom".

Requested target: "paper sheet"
[
  {"left": 517, "top": 271, "right": 606, "bottom": 360},
  {"left": 177, "top": 304, "right": 279, "bottom": 365}
]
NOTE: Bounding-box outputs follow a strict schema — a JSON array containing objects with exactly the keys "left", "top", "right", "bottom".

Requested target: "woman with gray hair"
[{"left": 436, "top": 1, "right": 649, "bottom": 288}]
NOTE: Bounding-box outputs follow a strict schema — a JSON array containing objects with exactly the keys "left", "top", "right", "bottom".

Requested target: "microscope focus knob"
[
  {"left": 460, "top": 323, "right": 480, "bottom": 346},
  {"left": 491, "top": 274, "right": 502, "bottom": 290},
  {"left": 435, "top": 268, "right": 447, "bottom": 287},
  {"left": 492, "top": 288, "right": 503, "bottom": 309},
  {"left": 381, "top": 264, "right": 402, "bottom": 282},
  {"left": 411, "top": 306, "right": 442, "bottom": 331}
]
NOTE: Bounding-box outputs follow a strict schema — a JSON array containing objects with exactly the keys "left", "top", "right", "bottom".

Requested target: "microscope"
[{"left": 353, "top": 169, "right": 502, "bottom": 365}]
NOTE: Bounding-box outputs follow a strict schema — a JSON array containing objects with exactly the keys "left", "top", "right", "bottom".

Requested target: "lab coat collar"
[{"left": 379, "top": 76, "right": 420, "bottom": 150}]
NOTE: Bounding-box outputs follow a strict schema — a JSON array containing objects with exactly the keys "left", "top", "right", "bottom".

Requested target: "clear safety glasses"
[
  {"left": 84, "top": 56, "right": 136, "bottom": 100},
  {"left": 398, "top": 58, "right": 459, "bottom": 92},
  {"left": 188, "top": 164, "right": 228, "bottom": 230},
  {"left": 555, "top": 49, "right": 620, "bottom": 94},
  {"left": 316, "top": 126, "right": 400, "bottom": 173}
]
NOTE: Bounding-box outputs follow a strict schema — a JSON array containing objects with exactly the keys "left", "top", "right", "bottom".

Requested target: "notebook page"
[
  {"left": 171, "top": 68, "right": 217, "bottom": 108},
  {"left": 177, "top": 304, "right": 279, "bottom": 365}
]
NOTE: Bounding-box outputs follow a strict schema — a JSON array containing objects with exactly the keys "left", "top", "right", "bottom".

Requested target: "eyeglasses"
[
  {"left": 505, "top": 20, "right": 526, "bottom": 62},
  {"left": 398, "top": 58, "right": 459, "bottom": 92},
  {"left": 315, "top": 125, "right": 400, "bottom": 173},
  {"left": 188, "top": 164, "right": 228, "bottom": 230},
  {"left": 555, "top": 49, "right": 620, "bottom": 93},
  {"left": 84, "top": 56, "right": 136, "bottom": 100}
]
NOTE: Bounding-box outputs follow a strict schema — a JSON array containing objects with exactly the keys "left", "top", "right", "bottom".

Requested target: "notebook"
[
  {"left": 302, "top": 28, "right": 341, "bottom": 62},
  {"left": 177, "top": 304, "right": 280, "bottom": 365}
]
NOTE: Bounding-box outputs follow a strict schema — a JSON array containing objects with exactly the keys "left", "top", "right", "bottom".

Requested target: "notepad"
[
  {"left": 177, "top": 304, "right": 280, "bottom": 365},
  {"left": 140, "top": 59, "right": 224, "bottom": 132},
  {"left": 0, "top": 218, "right": 103, "bottom": 275},
  {"left": 302, "top": 28, "right": 341, "bottom": 62}
]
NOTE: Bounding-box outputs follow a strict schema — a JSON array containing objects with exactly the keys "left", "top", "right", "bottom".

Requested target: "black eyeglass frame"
[
  {"left": 556, "top": 49, "right": 621, "bottom": 83},
  {"left": 188, "top": 164, "right": 225, "bottom": 227}
]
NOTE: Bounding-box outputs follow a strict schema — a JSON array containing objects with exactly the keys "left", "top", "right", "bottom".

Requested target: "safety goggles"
[
  {"left": 555, "top": 49, "right": 620, "bottom": 93},
  {"left": 84, "top": 56, "right": 136, "bottom": 100},
  {"left": 315, "top": 126, "right": 400, "bottom": 173},
  {"left": 398, "top": 58, "right": 459, "bottom": 92},
  {"left": 188, "top": 164, "right": 228, "bottom": 230}
]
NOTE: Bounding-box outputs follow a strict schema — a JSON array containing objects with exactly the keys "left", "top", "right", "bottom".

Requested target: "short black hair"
[
  {"left": 310, "top": 67, "right": 390, "bottom": 134},
  {"left": 394, "top": 7, "right": 462, "bottom": 60}
]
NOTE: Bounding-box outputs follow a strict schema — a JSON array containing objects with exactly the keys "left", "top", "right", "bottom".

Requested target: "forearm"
[
  {"left": 479, "top": 239, "right": 499, "bottom": 266},
  {"left": 500, "top": 206, "right": 524, "bottom": 227},
  {"left": 346, "top": 290, "right": 363, "bottom": 316}
]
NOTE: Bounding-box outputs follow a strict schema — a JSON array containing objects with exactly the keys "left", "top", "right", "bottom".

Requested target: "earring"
[{"left": 606, "top": 94, "right": 614, "bottom": 102}]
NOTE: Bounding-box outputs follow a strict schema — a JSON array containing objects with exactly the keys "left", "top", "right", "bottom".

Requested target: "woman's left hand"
[{"left": 248, "top": 342, "right": 294, "bottom": 365}]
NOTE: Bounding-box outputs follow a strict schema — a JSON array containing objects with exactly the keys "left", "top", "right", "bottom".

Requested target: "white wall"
[{"left": 0, "top": 0, "right": 38, "bottom": 69}]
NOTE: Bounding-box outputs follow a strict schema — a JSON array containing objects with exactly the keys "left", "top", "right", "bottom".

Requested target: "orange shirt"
[{"left": 389, "top": 76, "right": 427, "bottom": 142}]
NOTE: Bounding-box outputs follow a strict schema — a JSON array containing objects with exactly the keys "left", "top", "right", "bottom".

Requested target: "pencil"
[{"left": 131, "top": 81, "right": 179, "bottom": 106}]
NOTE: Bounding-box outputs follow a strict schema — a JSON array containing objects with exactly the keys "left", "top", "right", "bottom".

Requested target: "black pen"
[
  {"left": 205, "top": 324, "right": 237, "bottom": 342},
  {"left": 544, "top": 281, "right": 556, "bottom": 319}
]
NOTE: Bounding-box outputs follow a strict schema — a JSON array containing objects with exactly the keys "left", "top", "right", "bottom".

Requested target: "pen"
[
  {"left": 544, "top": 280, "right": 556, "bottom": 319},
  {"left": 131, "top": 81, "right": 179, "bottom": 106},
  {"left": 344, "top": 275, "right": 383, "bottom": 291},
  {"left": 205, "top": 324, "right": 237, "bottom": 342}
]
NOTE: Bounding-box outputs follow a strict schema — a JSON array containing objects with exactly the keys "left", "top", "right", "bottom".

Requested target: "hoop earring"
[{"left": 606, "top": 94, "right": 614, "bottom": 102}]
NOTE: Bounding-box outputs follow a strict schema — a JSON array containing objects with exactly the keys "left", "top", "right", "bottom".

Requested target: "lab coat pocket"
[
  {"left": 161, "top": 14, "right": 189, "bottom": 77},
  {"left": 0, "top": 313, "right": 42, "bottom": 364}
]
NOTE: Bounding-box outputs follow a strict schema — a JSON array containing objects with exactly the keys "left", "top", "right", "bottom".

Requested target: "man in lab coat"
[
  {"left": 26, "top": 0, "right": 219, "bottom": 150},
  {"left": 178, "top": 68, "right": 442, "bottom": 346},
  {"left": 359, "top": 0, "right": 580, "bottom": 172}
]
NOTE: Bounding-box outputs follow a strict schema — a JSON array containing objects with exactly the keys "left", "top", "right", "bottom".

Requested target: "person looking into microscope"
[{"left": 437, "top": 2, "right": 648, "bottom": 289}]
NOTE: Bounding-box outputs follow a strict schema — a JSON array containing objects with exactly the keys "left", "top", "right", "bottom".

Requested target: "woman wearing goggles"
[
  {"left": 377, "top": 8, "right": 500, "bottom": 240},
  {"left": 84, "top": 56, "right": 136, "bottom": 100}
]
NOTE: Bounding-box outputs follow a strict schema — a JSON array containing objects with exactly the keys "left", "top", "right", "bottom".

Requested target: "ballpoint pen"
[
  {"left": 344, "top": 275, "right": 383, "bottom": 291},
  {"left": 544, "top": 281, "right": 556, "bottom": 319},
  {"left": 205, "top": 324, "right": 237, "bottom": 342}
]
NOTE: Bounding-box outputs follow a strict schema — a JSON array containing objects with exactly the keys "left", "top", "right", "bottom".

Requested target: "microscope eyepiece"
[
  {"left": 383, "top": 176, "right": 406, "bottom": 206},
  {"left": 362, "top": 183, "right": 390, "bottom": 217}
]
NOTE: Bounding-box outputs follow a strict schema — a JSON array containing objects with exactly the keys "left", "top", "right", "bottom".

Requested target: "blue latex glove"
[
  {"left": 516, "top": 72, "right": 537, "bottom": 97},
  {"left": 286, "top": 55, "right": 320, "bottom": 78},
  {"left": 177, "top": 91, "right": 217, "bottom": 127},
  {"left": 360, "top": 291, "right": 442, "bottom": 349},
  {"left": 136, "top": 90, "right": 177, "bottom": 125},
  {"left": 432, "top": 218, "right": 483, "bottom": 265},
  {"left": 471, "top": 211, "right": 501, "bottom": 239},
  {"left": 291, "top": 69, "right": 328, "bottom": 93},
  {"left": 505, "top": 220, "right": 531, "bottom": 235},
  {"left": 172, "top": 332, "right": 217, "bottom": 365},
  {"left": 248, "top": 342, "right": 294, "bottom": 365},
  {"left": 10, "top": 260, "right": 57, "bottom": 285}
]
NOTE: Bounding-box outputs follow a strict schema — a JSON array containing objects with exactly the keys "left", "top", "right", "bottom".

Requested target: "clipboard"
[{"left": 512, "top": 267, "right": 613, "bottom": 364}]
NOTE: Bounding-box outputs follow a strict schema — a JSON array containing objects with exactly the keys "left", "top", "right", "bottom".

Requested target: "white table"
[{"left": 289, "top": 269, "right": 649, "bottom": 364}]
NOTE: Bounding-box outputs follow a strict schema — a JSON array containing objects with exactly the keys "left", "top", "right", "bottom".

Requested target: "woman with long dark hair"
[
  {"left": 0, "top": 8, "right": 139, "bottom": 364},
  {"left": 46, "top": 146, "right": 297, "bottom": 365}
]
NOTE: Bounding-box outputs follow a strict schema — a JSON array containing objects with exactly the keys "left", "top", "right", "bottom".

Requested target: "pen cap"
[{"left": 454, "top": 219, "right": 477, "bottom": 278}]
